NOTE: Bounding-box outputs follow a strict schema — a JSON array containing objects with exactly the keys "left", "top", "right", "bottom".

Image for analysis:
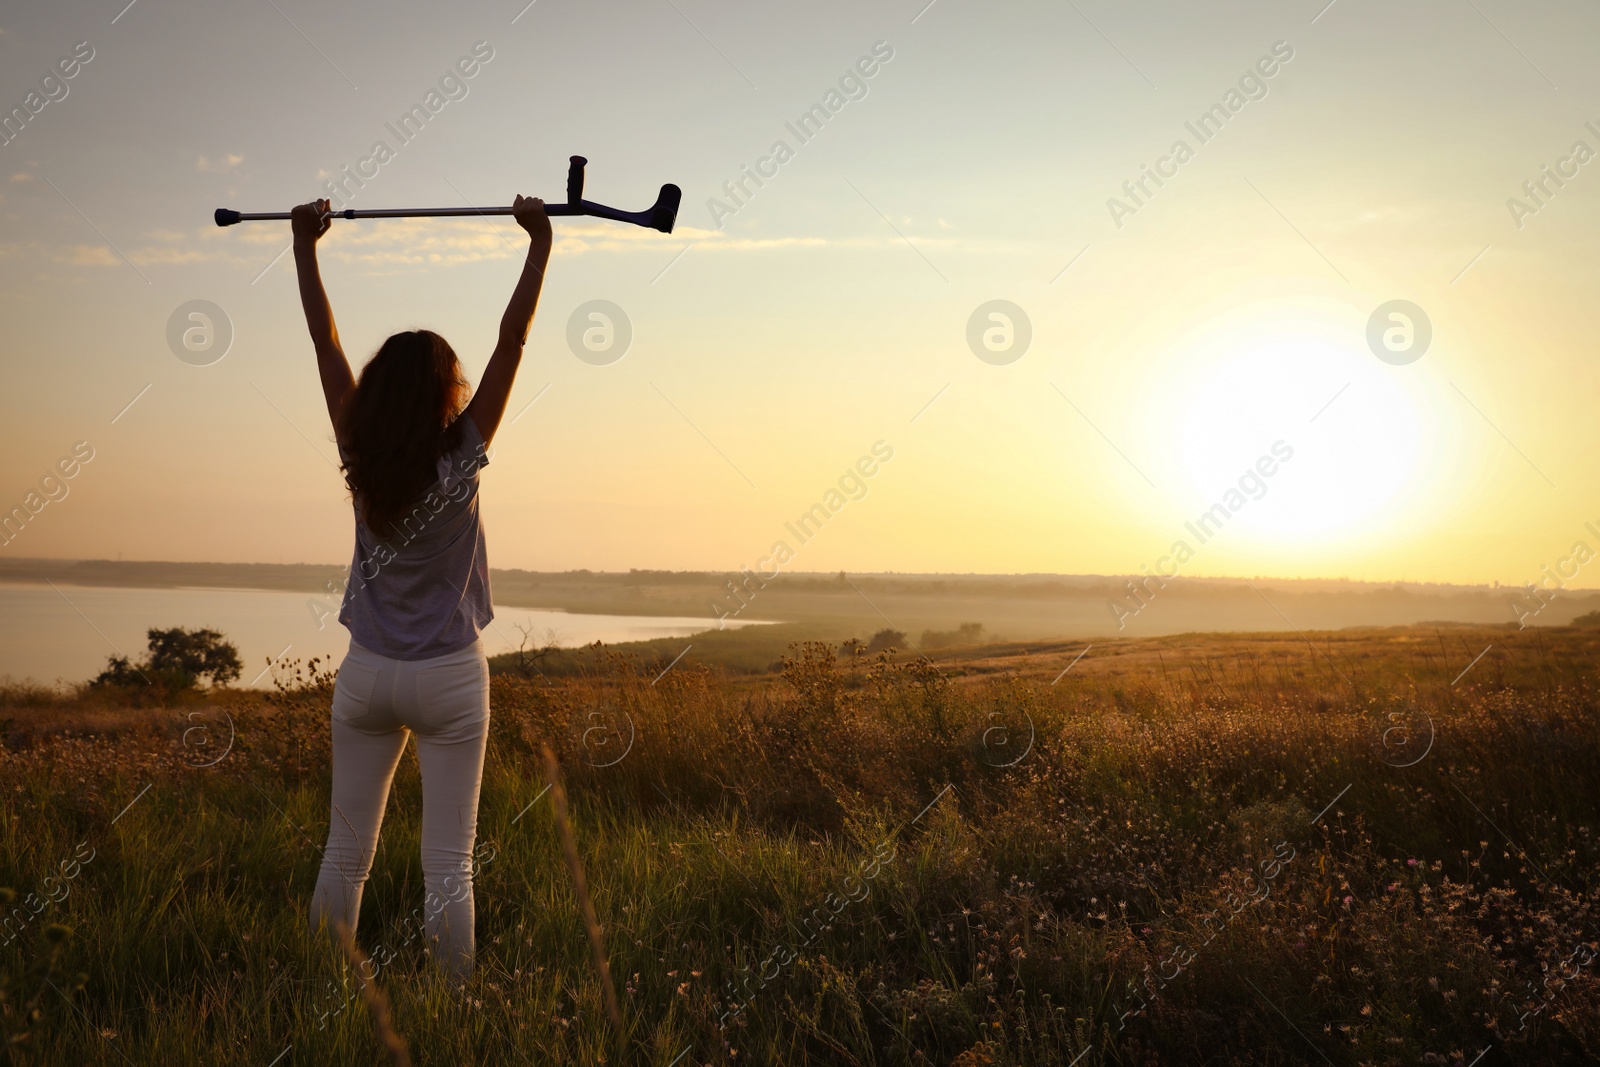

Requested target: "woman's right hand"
[
  {"left": 512, "top": 195, "right": 551, "bottom": 246},
  {"left": 292, "top": 199, "right": 332, "bottom": 247}
]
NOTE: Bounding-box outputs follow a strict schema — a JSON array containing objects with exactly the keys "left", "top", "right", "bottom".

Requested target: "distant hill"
[{"left": 1, "top": 557, "right": 1593, "bottom": 641}]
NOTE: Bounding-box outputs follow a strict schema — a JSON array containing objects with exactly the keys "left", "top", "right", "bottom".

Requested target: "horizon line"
[{"left": 0, "top": 555, "right": 1588, "bottom": 595}]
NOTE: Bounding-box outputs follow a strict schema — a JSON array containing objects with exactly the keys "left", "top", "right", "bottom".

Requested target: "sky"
[{"left": 2, "top": 0, "right": 1599, "bottom": 586}]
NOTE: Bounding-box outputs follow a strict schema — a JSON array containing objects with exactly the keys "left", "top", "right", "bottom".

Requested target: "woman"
[{"left": 291, "top": 193, "right": 551, "bottom": 979}]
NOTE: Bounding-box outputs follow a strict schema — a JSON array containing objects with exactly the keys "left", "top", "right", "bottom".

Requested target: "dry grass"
[
  {"left": 0, "top": 624, "right": 1595, "bottom": 1064},
  {"left": 334, "top": 921, "right": 412, "bottom": 1067}
]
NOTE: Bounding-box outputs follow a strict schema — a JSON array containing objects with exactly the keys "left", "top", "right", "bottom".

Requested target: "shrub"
[
  {"left": 863, "top": 628, "right": 906, "bottom": 653},
  {"left": 921, "top": 622, "right": 984, "bottom": 650},
  {"left": 91, "top": 627, "right": 241, "bottom": 692}
]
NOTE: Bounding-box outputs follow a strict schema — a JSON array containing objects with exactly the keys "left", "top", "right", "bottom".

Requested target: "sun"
[{"left": 1144, "top": 302, "right": 1456, "bottom": 562}]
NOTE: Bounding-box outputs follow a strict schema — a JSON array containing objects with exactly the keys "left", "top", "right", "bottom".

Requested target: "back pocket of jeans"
[
  {"left": 413, "top": 657, "right": 489, "bottom": 739},
  {"left": 332, "top": 656, "right": 384, "bottom": 727}
]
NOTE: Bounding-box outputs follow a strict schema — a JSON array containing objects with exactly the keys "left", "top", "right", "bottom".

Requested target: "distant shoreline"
[
  {"left": 3, "top": 555, "right": 1584, "bottom": 594},
  {"left": 4, "top": 557, "right": 1598, "bottom": 637}
]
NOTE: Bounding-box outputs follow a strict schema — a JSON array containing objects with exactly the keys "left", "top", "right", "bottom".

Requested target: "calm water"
[{"left": 0, "top": 582, "right": 758, "bottom": 688}]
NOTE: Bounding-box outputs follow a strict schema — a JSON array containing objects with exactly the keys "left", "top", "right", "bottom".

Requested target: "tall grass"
[{"left": 0, "top": 628, "right": 1595, "bottom": 1064}]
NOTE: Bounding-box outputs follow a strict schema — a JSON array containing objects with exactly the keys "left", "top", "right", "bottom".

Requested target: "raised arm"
[
  {"left": 291, "top": 199, "right": 356, "bottom": 436},
  {"left": 466, "top": 196, "right": 552, "bottom": 446}
]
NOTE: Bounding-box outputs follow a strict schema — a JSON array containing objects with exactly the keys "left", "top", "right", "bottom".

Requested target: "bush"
[
  {"left": 91, "top": 627, "right": 241, "bottom": 691},
  {"left": 863, "top": 628, "right": 906, "bottom": 653},
  {"left": 921, "top": 621, "right": 984, "bottom": 650}
]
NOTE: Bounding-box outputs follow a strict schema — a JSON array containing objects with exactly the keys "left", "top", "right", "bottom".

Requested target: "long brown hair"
[{"left": 338, "top": 330, "right": 470, "bottom": 534}]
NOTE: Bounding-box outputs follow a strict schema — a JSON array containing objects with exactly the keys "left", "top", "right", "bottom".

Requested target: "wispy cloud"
[
  {"left": 197, "top": 153, "right": 244, "bottom": 173},
  {"left": 60, "top": 245, "right": 121, "bottom": 266},
  {"left": 3, "top": 217, "right": 972, "bottom": 275}
]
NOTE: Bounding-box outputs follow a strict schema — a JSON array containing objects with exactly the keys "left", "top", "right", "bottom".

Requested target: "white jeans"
[{"left": 310, "top": 638, "right": 490, "bottom": 979}]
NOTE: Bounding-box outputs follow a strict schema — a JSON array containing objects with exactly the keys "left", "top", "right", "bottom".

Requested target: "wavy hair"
[{"left": 338, "top": 330, "right": 470, "bottom": 534}]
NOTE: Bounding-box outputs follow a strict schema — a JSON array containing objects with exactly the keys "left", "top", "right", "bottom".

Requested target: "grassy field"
[{"left": 0, "top": 624, "right": 1597, "bottom": 1064}]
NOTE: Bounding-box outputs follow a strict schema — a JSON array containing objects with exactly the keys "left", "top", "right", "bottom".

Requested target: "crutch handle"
[{"left": 567, "top": 156, "right": 586, "bottom": 208}]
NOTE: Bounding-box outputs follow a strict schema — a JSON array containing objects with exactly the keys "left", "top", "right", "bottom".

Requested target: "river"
[{"left": 0, "top": 582, "right": 757, "bottom": 688}]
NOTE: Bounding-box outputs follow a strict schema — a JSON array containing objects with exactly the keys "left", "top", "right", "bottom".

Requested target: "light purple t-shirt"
[{"left": 337, "top": 416, "right": 493, "bottom": 660}]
